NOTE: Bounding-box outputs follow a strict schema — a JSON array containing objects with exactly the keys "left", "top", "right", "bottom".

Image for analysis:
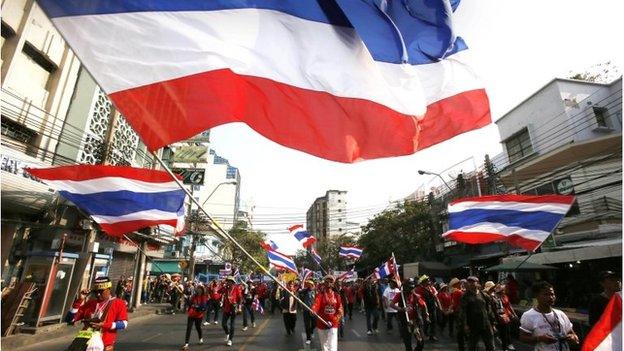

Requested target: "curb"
[{"left": 1, "top": 306, "right": 168, "bottom": 350}]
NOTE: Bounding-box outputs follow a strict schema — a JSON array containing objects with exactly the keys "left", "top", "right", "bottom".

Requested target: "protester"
[
  {"left": 281, "top": 280, "right": 298, "bottom": 335},
  {"left": 242, "top": 280, "right": 257, "bottom": 331},
  {"left": 299, "top": 279, "right": 317, "bottom": 345},
  {"left": 519, "top": 281, "right": 579, "bottom": 351},
  {"left": 461, "top": 276, "right": 495, "bottom": 351},
  {"left": 115, "top": 275, "right": 125, "bottom": 299},
  {"left": 363, "top": 277, "right": 382, "bottom": 335},
  {"left": 414, "top": 275, "right": 440, "bottom": 341},
  {"left": 204, "top": 280, "right": 222, "bottom": 325},
  {"left": 65, "top": 289, "right": 90, "bottom": 325},
  {"left": 221, "top": 276, "right": 242, "bottom": 347},
  {"left": 437, "top": 283, "right": 452, "bottom": 336},
  {"left": 505, "top": 274, "right": 520, "bottom": 304},
  {"left": 71, "top": 277, "right": 128, "bottom": 351},
  {"left": 491, "top": 284, "right": 516, "bottom": 351},
  {"left": 345, "top": 282, "right": 356, "bottom": 320},
  {"left": 182, "top": 285, "right": 207, "bottom": 350},
  {"left": 449, "top": 277, "right": 465, "bottom": 351},
  {"left": 390, "top": 279, "right": 428, "bottom": 351},
  {"left": 335, "top": 280, "right": 347, "bottom": 337},
  {"left": 588, "top": 270, "right": 621, "bottom": 328},
  {"left": 312, "top": 275, "right": 343, "bottom": 351},
  {"left": 383, "top": 280, "right": 401, "bottom": 333}
]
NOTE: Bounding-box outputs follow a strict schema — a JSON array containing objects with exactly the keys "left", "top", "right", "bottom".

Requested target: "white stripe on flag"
[
  {"left": 442, "top": 222, "right": 551, "bottom": 242},
  {"left": 91, "top": 209, "right": 180, "bottom": 224},
  {"left": 448, "top": 201, "right": 572, "bottom": 214},
  {"left": 43, "top": 177, "right": 181, "bottom": 194},
  {"left": 52, "top": 9, "right": 482, "bottom": 115}
]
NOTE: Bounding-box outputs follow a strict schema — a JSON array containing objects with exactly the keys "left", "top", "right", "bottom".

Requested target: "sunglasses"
[{"left": 94, "top": 289, "right": 105, "bottom": 294}]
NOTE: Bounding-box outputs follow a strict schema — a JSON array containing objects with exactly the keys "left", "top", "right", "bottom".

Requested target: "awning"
[
  {"left": 150, "top": 261, "right": 182, "bottom": 274},
  {"left": 486, "top": 261, "right": 558, "bottom": 271},
  {"left": 502, "top": 243, "right": 621, "bottom": 265}
]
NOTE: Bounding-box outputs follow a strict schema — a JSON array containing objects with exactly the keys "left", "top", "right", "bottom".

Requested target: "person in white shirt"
[
  {"left": 519, "top": 281, "right": 579, "bottom": 351},
  {"left": 382, "top": 280, "right": 401, "bottom": 334}
]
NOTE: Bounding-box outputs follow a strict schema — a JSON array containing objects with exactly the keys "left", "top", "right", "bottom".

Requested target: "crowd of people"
[{"left": 61, "top": 269, "right": 620, "bottom": 351}]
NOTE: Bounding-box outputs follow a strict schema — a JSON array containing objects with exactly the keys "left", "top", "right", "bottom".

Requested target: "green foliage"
[
  {"left": 357, "top": 200, "right": 437, "bottom": 270},
  {"left": 223, "top": 221, "right": 269, "bottom": 273}
]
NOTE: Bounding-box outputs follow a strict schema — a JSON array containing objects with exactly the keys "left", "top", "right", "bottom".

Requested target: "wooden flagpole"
[{"left": 152, "top": 152, "right": 329, "bottom": 326}]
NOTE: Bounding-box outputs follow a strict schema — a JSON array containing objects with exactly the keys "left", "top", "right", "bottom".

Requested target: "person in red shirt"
[
  {"left": 73, "top": 277, "right": 128, "bottom": 351},
  {"left": 449, "top": 278, "right": 466, "bottom": 351},
  {"left": 221, "top": 276, "right": 242, "bottom": 347},
  {"left": 65, "top": 288, "right": 89, "bottom": 325},
  {"left": 182, "top": 285, "right": 208, "bottom": 350},
  {"left": 345, "top": 283, "right": 356, "bottom": 320},
  {"left": 438, "top": 283, "right": 453, "bottom": 337},
  {"left": 204, "top": 280, "right": 222, "bottom": 325},
  {"left": 312, "top": 275, "right": 343, "bottom": 351},
  {"left": 390, "top": 281, "right": 428, "bottom": 351}
]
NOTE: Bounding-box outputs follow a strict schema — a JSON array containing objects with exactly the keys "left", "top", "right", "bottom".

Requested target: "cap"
[
  {"left": 494, "top": 284, "right": 506, "bottom": 293},
  {"left": 449, "top": 278, "right": 461, "bottom": 287},
  {"left": 225, "top": 276, "right": 235, "bottom": 282},
  {"left": 466, "top": 276, "right": 479, "bottom": 283},
  {"left": 418, "top": 275, "right": 430, "bottom": 284},
  {"left": 305, "top": 280, "right": 315, "bottom": 287},
  {"left": 92, "top": 277, "right": 112, "bottom": 290},
  {"left": 439, "top": 283, "right": 448, "bottom": 290},
  {"left": 483, "top": 281, "right": 495, "bottom": 291},
  {"left": 600, "top": 271, "right": 619, "bottom": 280}
]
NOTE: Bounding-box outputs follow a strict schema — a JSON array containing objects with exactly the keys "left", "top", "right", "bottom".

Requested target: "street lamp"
[
  {"left": 201, "top": 181, "right": 237, "bottom": 207},
  {"left": 418, "top": 169, "right": 453, "bottom": 192}
]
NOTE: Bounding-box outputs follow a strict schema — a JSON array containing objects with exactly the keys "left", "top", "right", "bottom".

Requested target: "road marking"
[
  {"left": 141, "top": 332, "right": 162, "bottom": 342},
  {"left": 238, "top": 318, "right": 270, "bottom": 351},
  {"left": 351, "top": 329, "right": 361, "bottom": 338}
]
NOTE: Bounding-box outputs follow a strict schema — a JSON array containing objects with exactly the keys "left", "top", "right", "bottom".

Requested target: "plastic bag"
[{"left": 85, "top": 331, "right": 104, "bottom": 351}]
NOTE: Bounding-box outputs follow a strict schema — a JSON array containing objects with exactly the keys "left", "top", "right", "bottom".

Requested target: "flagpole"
[
  {"left": 152, "top": 152, "right": 329, "bottom": 326},
  {"left": 392, "top": 252, "right": 411, "bottom": 325}
]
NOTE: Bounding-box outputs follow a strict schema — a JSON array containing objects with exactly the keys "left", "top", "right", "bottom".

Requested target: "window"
[
  {"left": 338, "top": 218, "right": 342, "bottom": 222},
  {"left": 1, "top": 116, "right": 37, "bottom": 144},
  {"left": 593, "top": 107, "right": 610, "bottom": 128},
  {"left": 505, "top": 128, "right": 533, "bottom": 163}
]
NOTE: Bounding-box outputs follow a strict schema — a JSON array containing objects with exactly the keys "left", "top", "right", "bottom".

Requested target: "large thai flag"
[
  {"left": 289, "top": 225, "right": 316, "bottom": 248},
  {"left": 26, "top": 165, "right": 186, "bottom": 236},
  {"left": 443, "top": 195, "right": 576, "bottom": 252},
  {"left": 36, "top": 1, "right": 490, "bottom": 163},
  {"left": 339, "top": 246, "right": 364, "bottom": 259},
  {"left": 582, "top": 292, "right": 621, "bottom": 351},
  {"left": 267, "top": 250, "right": 298, "bottom": 274}
]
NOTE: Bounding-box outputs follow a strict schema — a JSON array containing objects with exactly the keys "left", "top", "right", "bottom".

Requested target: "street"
[{"left": 9, "top": 308, "right": 531, "bottom": 351}]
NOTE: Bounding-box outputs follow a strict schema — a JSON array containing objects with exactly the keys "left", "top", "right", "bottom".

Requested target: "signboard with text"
[{"left": 172, "top": 167, "right": 205, "bottom": 185}]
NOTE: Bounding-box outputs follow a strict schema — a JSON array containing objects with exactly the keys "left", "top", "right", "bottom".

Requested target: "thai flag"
[
  {"left": 25, "top": 165, "right": 185, "bottom": 236},
  {"left": 582, "top": 292, "right": 621, "bottom": 351},
  {"left": 289, "top": 225, "right": 316, "bottom": 248},
  {"left": 374, "top": 259, "right": 396, "bottom": 279},
  {"left": 338, "top": 268, "right": 355, "bottom": 281},
  {"left": 260, "top": 240, "right": 279, "bottom": 251},
  {"left": 299, "top": 268, "right": 313, "bottom": 282},
  {"left": 311, "top": 248, "right": 323, "bottom": 266},
  {"left": 218, "top": 269, "right": 231, "bottom": 278},
  {"left": 267, "top": 250, "right": 298, "bottom": 274},
  {"left": 339, "top": 246, "right": 363, "bottom": 259},
  {"left": 252, "top": 297, "right": 264, "bottom": 315},
  {"left": 443, "top": 195, "right": 576, "bottom": 252},
  {"left": 36, "top": 1, "right": 490, "bottom": 163}
]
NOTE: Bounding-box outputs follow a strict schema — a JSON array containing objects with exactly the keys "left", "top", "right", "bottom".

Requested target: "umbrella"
[{"left": 486, "top": 261, "right": 558, "bottom": 272}]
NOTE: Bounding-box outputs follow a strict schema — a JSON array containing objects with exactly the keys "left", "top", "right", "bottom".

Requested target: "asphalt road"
[{"left": 8, "top": 308, "right": 532, "bottom": 351}]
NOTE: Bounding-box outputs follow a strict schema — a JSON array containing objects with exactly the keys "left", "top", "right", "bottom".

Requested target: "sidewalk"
[{"left": 0, "top": 303, "right": 170, "bottom": 350}]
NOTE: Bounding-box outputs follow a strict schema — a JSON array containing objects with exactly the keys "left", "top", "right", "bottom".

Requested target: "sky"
[{"left": 206, "top": 0, "right": 623, "bottom": 255}]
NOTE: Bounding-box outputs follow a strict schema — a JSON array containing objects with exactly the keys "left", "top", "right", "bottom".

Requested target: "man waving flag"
[{"left": 36, "top": 0, "right": 489, "bottom": 163}]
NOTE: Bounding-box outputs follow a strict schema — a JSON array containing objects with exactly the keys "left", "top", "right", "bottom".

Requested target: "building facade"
[{"left": 306, "top": 190, "right": 347, "bottom": 245}]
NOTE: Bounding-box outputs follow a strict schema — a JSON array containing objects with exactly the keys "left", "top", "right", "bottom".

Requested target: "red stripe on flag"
[
  {"left": 110, "top": 69, "right": 490, "bottom": 163},
  {"left": 26, "top": 165, "right": 180, "bottom": 182},
  {"left": 443, "top": 231, "right": 542, "bottom": 252},
  {"left": 450, "top": 194, "right": 576, "bottom": 206},
  {"left": 582, "top": 293, "right": 622, "bottom": 351},
  {"left": 98, "top": 219, "right": 178, "bottom": 236}
]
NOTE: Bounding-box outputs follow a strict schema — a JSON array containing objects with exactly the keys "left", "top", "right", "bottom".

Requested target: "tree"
[
  {"left": 222, "top": 221, "right": 269, "bottom": 274},
  {"left": 568, "top": 61, "right": 620, "bottom": 83},
  {"left": 357, "top": 200, "right": 437, "bottom": 271}
]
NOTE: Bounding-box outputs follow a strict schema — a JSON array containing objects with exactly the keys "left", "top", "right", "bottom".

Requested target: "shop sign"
[
  {"left": 172, "top": 145, "right": 208, "bottom": 163},
  {"left": 172, "top": 167, "right": 205, "bottom": 185},
  {"left": 0, "top": 153, "right": 46, "bottom": 184},
  {"left": 554, "top": 177, "right": 575, "bottom": 195}
]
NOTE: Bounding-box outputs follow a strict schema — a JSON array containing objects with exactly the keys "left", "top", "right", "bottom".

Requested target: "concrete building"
[{"left": 306, "top": 190, "right": 347, "bottom": 245}]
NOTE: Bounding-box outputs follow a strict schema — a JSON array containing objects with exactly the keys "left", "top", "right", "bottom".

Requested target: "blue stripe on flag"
[
  {"left": 58, "top": 189, "right": 185, "bottom": 216},
  {"left": 37, "top": 0, "right": 467, "bottom": 65},
  {"left": 448, "top": 209, "right": 563, "bottom": 233},
  {"left": 294, "top": 230, "right": 311, "bottom": 242}
]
